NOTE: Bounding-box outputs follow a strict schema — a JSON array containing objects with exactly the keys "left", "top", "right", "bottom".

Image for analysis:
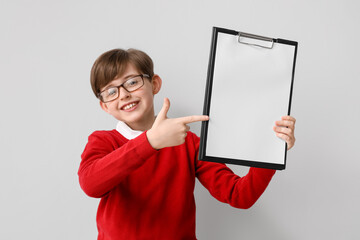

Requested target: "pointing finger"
[{"left": 178, "top": 115, "right": 209, "bottom": 124}]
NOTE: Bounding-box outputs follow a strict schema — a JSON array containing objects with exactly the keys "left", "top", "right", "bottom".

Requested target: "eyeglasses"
[{"left": 98, "top": 74, "right": 150, "bottom": 103}]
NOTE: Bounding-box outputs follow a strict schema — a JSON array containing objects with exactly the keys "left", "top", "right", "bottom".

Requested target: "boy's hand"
[
  {"left": 273, "top": 116, "right": 296, "bottom": 150},
  {"left": 147, "top": 98, "right": 209, "bottom": 150}
]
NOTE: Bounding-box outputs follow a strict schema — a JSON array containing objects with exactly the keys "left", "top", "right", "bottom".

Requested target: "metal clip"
[{"left": 238, "top": 32, "right": 274, "bottom": 49}]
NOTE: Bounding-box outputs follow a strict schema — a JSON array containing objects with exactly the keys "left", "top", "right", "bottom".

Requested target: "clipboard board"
[{"left": 199, "top": 27, "right": 298, "bottom": 170}]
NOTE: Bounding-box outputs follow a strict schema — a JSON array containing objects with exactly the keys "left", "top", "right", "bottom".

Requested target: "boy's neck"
[{"left": 126, "top": 115, "right": 156, "bottom": 132}]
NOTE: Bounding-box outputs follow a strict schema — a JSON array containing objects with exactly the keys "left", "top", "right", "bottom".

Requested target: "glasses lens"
[
  {"left": 123, "top": 76, "right": 144, "bottom": 92},
  {"left": 100, "top": 87, "right": 118, "bottom": 102}
]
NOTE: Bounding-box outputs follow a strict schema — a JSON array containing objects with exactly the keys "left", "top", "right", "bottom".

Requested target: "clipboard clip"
[{"left": 238, "top": 32, "right": 274, "bottom": 49}]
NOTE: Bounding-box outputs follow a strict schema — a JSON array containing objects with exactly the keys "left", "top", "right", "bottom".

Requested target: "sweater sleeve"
[
  {"left": 193, "top": 134, "right": 276, "bottom": 209},
  {"left": 78, "top": 131, "right": 157, "bottom": 198}
]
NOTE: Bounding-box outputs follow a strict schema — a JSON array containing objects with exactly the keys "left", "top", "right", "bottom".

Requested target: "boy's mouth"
[{"left": 121, "top": 101, "right": 139, "bottom": 111}]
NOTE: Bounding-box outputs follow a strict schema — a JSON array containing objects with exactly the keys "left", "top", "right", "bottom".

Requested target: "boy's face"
[{"left": 100, "top": 63, "right": 162, "bottom": 131}]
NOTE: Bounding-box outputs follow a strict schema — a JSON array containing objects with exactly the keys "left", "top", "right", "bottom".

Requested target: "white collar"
[{"left": 116, "top": 121, "right": 143, "bottom": 140}]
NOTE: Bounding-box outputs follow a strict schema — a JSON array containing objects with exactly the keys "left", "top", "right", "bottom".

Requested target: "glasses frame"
[{"left": 98, "top": 74, "right": 150, "bottom": 103}]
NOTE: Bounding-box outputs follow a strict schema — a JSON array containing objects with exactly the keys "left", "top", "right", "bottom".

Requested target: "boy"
[{"left": 78, "top": 48, "right": 296, "bottom": 240}]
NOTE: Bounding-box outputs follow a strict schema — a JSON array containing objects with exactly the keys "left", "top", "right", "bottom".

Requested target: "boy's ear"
[
  {"left": 100, "top": 101, "right": 110, "bottom": 113},
  {"left": 151, "top": 74, "right": 162, "bottom": 95}
]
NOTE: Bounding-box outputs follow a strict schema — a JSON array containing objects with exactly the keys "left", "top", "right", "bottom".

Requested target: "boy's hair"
[{"left": 90, "top": 48, "right": 154, "bottom": 97}]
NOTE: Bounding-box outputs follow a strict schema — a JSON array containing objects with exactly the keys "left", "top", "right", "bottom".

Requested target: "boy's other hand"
[
  {"left": 147, "top": 98, "right": 209, "bottom": 150},
  {"left": 273, "top": 116, "right": 296, "bottom": 150}
]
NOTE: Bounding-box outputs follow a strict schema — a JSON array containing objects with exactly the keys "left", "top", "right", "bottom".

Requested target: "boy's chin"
[
  {"left": 115, "top": 114, "right": 144, "bottom": 126},
  {"left": 112, "top": 107, "right": 155, "bottom": 129}
]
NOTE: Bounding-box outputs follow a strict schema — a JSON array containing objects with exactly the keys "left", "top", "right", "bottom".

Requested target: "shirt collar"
[{"left": 116, "top": 121, "right": 143, "bottom": 140}]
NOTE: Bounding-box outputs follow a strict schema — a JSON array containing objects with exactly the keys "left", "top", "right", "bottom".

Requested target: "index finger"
[
  {"left": 281, "top": 115, "right": 296, "bottom": 122},
  {"left": 178, "top": 115, "right": 209, "bottom": 124}
]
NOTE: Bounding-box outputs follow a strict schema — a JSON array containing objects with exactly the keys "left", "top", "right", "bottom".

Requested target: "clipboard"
[{"left": 199, "top": 27, "right": 298, "bottom": 170}]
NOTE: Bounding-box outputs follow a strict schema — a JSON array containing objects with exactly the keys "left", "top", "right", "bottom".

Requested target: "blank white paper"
[{"left": 206, "top": 32, "right": 295, "bottom": 165}]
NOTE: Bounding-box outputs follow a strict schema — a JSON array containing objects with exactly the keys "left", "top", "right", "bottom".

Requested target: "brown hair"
[{"left": 90, "top": 48, "right": 154, "bottom": 97}]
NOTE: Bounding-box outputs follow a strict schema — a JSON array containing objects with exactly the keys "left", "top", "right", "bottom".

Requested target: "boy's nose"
[{"left": 119, "top": 86, "right": 131, "bottom": 100}]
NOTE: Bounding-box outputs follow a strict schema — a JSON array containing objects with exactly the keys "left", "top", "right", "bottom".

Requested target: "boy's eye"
[
  {"left": 106, "top": 88, "right": 117, "bottom": 96},
  {"left": 126, "top": 78, "right": 140, "bottom": 87}
]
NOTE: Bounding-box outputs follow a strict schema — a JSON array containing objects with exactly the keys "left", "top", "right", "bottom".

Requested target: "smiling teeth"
[{"left": 123, "top": 103, "right": 137, "bottom": 110}]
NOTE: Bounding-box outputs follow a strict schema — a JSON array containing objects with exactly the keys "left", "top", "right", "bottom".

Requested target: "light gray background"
[{"left": 1, "top": 0, "right": 359, "bottom": 239}]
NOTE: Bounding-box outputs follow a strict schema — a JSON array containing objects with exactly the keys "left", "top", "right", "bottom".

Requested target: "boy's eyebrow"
[{"left": 122, "top": 73, "right": 139, "bottom": 80}]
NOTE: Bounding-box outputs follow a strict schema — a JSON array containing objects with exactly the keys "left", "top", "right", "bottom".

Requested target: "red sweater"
[{"left": 78, "top": 130, "right": 275, "bottom": 240}]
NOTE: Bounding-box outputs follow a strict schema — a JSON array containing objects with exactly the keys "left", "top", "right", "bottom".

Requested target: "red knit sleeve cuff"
[{"left": 133, "top": 131, "right": 158, "bottom": 160}]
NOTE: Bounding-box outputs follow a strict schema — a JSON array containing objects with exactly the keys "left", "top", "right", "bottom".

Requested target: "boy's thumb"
[{"left": 157, "top": 98, "right": 170, "bottom": 120}]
